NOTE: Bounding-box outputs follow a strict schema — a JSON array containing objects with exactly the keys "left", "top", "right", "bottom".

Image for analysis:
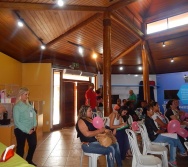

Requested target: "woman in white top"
[
  {"left": 151, "top": 102, "right": 167, "bottom": 130},
  {"left": 106, "top": 106, "right": 132, "bottom": 160}
]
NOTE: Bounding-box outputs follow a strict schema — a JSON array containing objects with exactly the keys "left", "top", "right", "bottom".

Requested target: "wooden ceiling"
[{"left": 1, "top": 0, "right": 188, "bottom": 74}]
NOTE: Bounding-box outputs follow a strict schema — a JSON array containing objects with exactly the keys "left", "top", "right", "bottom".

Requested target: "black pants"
[{"left": 14, "top": 128, "right": 37, "bottom": 163}]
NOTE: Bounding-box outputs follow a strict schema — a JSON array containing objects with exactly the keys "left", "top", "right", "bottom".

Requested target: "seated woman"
[
  {"left": 105, "top": 106, "right": 132, "bottom": 160},
  {"left": 165, "top": 99, "right": 188, "bottom": 126},
  {"left": 145, "top": 104, "right": 187, "bottom": 167},
  {"left": 76, "top": 105, "right": 122, "bottom": 167},
  {"left": 165, "top": 99, "right": 188, "bottom": 147},
  {"left": 151, "top": 102, "right": 167, "bottom": 130}
]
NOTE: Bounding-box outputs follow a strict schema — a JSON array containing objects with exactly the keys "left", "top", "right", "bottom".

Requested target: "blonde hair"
[
  {"left": 78, "top": 105, "right": 90, "bottom": 120},
  {"left": 16, "top": 87, "right": 29, "bottom": 103}
]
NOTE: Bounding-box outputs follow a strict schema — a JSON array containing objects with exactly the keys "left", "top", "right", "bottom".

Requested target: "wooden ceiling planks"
[{"left": 0, "top": 0, "right": 188, "bottom": 74}]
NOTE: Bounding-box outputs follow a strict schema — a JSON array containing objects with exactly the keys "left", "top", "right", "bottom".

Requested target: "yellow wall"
[
  {"left": 22, "top": 63, "right": 51, "bottom": 132},
  {"left": 0, "top": 52, "right": 52, "bottom": 132},
  {"left": 0, "top": 52, "right": 22, "bottom": 86}
]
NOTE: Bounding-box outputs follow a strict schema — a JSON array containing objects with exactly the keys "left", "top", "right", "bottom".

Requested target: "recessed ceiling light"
[{"left": 170, "top": 58, "right": 174, "bottom": 63}]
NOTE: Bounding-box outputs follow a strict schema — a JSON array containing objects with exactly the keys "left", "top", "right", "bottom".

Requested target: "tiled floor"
[{"left": 32, "top": 127, "right": 188, "bottom": 167}]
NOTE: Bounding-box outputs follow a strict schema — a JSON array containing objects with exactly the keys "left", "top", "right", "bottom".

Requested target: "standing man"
[
  {"left": 85, "top": 83, "right": 98, "bottom": 113},
  {"left": 127, "top": 90, "right": 137, "bottom": 105}
]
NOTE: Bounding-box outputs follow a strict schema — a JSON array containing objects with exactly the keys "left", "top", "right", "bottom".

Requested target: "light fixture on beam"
[
  {"left": 40, "top": 44, "right": 46, "bottom": 50},
  {"left": 162, "top": 42, "right": 166, "bottom": 47},
  {"left": 78, "top": 46, "right": 83, "bottom": 55},
  {"left": 170, "top": 58, "right": 174, "bottom": 63},
  {"left": 17, "top": 19, "right": 24, "bottom": 27}
]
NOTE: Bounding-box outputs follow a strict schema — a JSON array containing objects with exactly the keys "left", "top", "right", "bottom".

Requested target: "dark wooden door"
[
  {"left": 77, "top": 83, "right": 88, "bottom": 115},
  {"left": 62, "top": 81, "right": 75, "bottom": 127}
]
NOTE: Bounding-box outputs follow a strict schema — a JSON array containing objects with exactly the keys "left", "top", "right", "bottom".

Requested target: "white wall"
[{"left": 100, "top": 74, "right": 157, "bottom": 103}]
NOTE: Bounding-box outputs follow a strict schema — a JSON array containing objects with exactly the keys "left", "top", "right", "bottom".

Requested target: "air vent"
[
  {"left": 80, "top": 71, "right": 96, "bottom": 77},
  {"left": 63, "top": 69, "right": 81, "bottom": 75}
]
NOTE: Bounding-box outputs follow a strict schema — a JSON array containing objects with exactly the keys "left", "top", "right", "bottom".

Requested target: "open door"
[{"left": 61, "top": 81, "right": 75, "bottom": 127}]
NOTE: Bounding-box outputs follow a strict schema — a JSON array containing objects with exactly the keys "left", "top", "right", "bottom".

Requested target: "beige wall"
[{"left": 0, "top": 52, "right": 52, "bottom": 132}]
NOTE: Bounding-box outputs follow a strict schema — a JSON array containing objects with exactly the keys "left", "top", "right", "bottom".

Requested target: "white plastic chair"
[
  {"left": 127, "top": 115, "right": 133, "bottom": 125},
  {"left": 102, "top": 116, "right": 109, "bottom": 126},
  {"left": 139, "top": 124, "right": 168, "bottom": 167},
  {"left": 184, "top": 142, "right": 188, "bottom": 150},
  {"left": 125, "top": 129, "right": 162, "bottom": 167},
  {"left": 80, "top": 150, "right": 108, "bottom": 167},
  {"left": 139, "top": 123, "right": 170, "bottom": 151}
]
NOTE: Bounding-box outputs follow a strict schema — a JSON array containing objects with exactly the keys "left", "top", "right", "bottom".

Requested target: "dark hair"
[
  {"left": 145, "top": 104, "right": 153, "bottom": 112},
  {"left": 166, "top": 100, "right": 173, "bottom": 110},
  {"left": 118, "top": 106, "right": 128, "bottom": 116},
  {"left": 150, "top": 101, "right": 158, "bottom": 107},
  {"left": 96, "top": 88, "right": 101, "bottom": 94}
]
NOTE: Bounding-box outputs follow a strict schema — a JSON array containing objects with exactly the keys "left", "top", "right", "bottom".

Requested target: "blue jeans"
[
  {"left": 116, "top": 128, "right": 130, "bottom": 160},
  {"left": 154, "top": 134, "right": 186, "bottom": 162},
  {"left": 82, "top": 141, "right": 122, "bottom": 167}
]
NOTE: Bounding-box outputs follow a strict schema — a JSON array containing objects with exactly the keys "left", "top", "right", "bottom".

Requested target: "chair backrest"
[
  {"left": 125, "top": 129, "right": 142, "bottom": 163},
  {"left": 127, "top": 115, "right": 133, "bottom": 125},
  {"left": 138, "top": 124, "right": 152, "bottom": 154},
  {"left": 103, "top": 117, "right": 109, "bottom": 126}
]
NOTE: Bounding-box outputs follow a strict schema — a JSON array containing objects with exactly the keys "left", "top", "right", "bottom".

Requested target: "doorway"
[{"left": 52, "top": 70, "right": 93, "bottom": 130}]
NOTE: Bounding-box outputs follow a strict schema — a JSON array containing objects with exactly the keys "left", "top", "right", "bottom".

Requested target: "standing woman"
[{"left": 13, "top": 87, "right": 37, "bottom": 166}]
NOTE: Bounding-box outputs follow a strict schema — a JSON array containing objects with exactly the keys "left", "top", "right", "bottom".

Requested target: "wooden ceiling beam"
[
  {"left": 25, "top": 13, "right": 102, "bottom": 61},
  {"left": 108, "top": 0, "right": 138, "bottom": 11},
  {"left": 144, "top": 4, "right": 188, "bottom": 23},
  {"left": 144, "top": 41, "right": 156, "bottom": 74},
  {"left": 111, "top": 13, "right": 144, "bottom": 40},
  {"left": 111, "top": 40, "right": 142, "bottom": 65},
  {"left": 0, "top": 2, "right": 106, "bottom": 12},
  {"left": 47, "top": 13, "right": 102, "bottom": 47}
]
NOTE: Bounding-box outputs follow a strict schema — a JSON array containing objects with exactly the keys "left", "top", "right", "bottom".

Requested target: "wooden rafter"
[
  {"left": 25, "top": 13, "right": 102, "bottom": 61},
  {"left": 111, "top": 13, "right": 144, "bottom": 40},
  {"left": 108, "top": 0, "right": 138, "bottom": 11},
  {"left": 111, "top": 40, "right": 142, "bottom": 65},
  {"left": 0, "top": 2, "right": 106, "bottom": 12}
]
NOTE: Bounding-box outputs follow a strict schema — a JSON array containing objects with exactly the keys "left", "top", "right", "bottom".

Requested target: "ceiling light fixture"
[
  {"left": 17, "top": 19, "right": 24, "bottom": 27},
  {"left": 40, "top": 44, "right": 46, "bottom": 50},
  {"left": 92, "top": 53, "right": 97, "bottom": 59},
  {"left": 119, "top": 66, "right": 123, "bottom": 71},
  {"left": 138, "top": 66, "right": 142, "bottom": 70},
  {"left": 78, "top": 46, "right": 83, "bottom": 55},
  {"left": 170, "top": 58, "right": 174, "bottom": 63},
  {"left": 15, "top": 11, "right": 47, "bottom": 50},
  {"left": 162, "top": 42, "right": 166, "bottom": 47},
  {"left": 57, "top": 0, "right": 64, "bottom": 7}
]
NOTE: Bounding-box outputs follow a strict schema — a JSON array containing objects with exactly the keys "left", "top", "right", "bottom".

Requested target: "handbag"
[{"left": 96, "top": 130, "right": 117, "bottom": 147}]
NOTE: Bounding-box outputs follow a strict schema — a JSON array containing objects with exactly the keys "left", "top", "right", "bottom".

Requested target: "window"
[
  {"left": 147, "top": 12, "right": 188, "bottom": 34},
  {"left": 147, "top": 19, "right": 167, "bottom": 34},
  {"left": 168, "top": 13, "right": 188, "bottom": 28}
]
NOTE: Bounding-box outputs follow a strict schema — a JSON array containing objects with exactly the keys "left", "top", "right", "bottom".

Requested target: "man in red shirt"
[{"left": 85, "top": 83, "right": 97, "bottom": 112}]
